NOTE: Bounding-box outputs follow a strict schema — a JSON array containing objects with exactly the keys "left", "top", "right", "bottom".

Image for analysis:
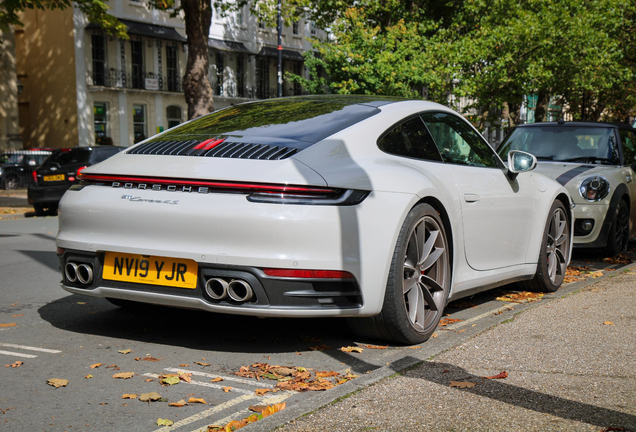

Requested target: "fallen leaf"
[
  {"left": 308, "top": 344, "right": 332, "bottom": 351},
  {"left": 112, "top": 372, "right": 135, "bottom": 380},
  {"left": 340, "top": 346, "right": 363, "bottom": 353},
  {"left": 408, "top": 346, "right": 421, "bottom": 349},
  {"left": 118, "top": 349, "right": 131, "bottom": 354},
  {"left": 364, "top": 344, "right": 388, "bottom": 349},
  {"left": 179, "top": 364, "right": 189, "bottom": 367},
  {"left": 47, "top": 378, "right": 69, "bottom": 388},
  {"left": 11, "top": 314, "right": 24, "bottom": 317},
  {"left": 604, "top": 321, "right": 614, "bottom": 325},
  {"left": 85, "top": 374, "right": 93, "bottom": 379},
  {"left": 137, "top": 356, "right": 161, "bottom": 362},
  {"left": 316, "top": 371, "right": 339, "bottom": 378},
  {"left": 77, "top": 302, "right": 86, "bottom": 305},
  {"left": 99, "top": 403, "right": 108, "bottom": 405},
  {"left": 249, "top": 405, "right": 267, "bottom": 413},
  {"left": 90, "top": 363, "right": 103, "bottom": 369},
  {"left": 450, "top": 381, "right": 477, "bottom": 388},
  {"left": 270, "top": 367, "right": 296, "bottom": 376},
  {"left": 458, "top": 329, "right": 466, "bottom": 333},
  {"left": 255, "top": 389, "right": 271, "bottom": 395},
  {"left": 144, "top": 378, "right": 154, "bottom": 382},
  {"left": 261, "top": 402, "right": 286, "bottom": 418},
  {"left": 160, "top": 374, "right": 180, "bottom": 386},
  {"left": 139, "top": 392, "right": 162, "bottom": 402},
  {"left": 484, "top": 371, "right": 508, "bottom": 379},
  {"left": 195, "top": 361, "right": 210, "bottom": 366},
  {"left": 121, "top": 394, "right": 138, "bottom": 399},
  {"left": 179, "top": 373, "right": 192, "bottom": 383},
  {"left": 210, "top": 377, "right": 223, "bottom": 382},
  {"left": 0, "top": 323, "right": 16, "bottom": 328},
  {"left": 169, "top": 399, "right": 187, "bottom": 407},
  {"left": 223, "top": 386, "right": 232, "bottom": 392},
  {"left": 438, "top": 318, "right": 462, "bottom": 326},
  {"left": 105, "top": 364, "right": 118, "bottom": 369},
  {"left": 156, "top": 418, "right": 173, "bottom": 426},
  {"left": 495, "top": 291, "right": 543, "bottom": 303},
  {"left": 5, "top": 361, "right": 23, "bottom": 368},
  {"left": 432, "top": 333, "right": 438, "bottom": 338},
  {"left": 188, "top": 397, "right": 207, "bottom": 404}
]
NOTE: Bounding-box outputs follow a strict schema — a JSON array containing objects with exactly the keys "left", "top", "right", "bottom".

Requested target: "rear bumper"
[{"left": 28, "top": 182, "right": 68, "bottom": 206}]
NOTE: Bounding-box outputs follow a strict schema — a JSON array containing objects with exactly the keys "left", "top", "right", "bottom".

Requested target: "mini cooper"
[{"left": 498, "top": 121, "right": 636, "bottom": 256}]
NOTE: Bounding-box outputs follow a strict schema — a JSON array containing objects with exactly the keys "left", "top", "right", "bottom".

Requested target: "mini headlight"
[{"left": 578, "top": 176, "right": 610, "bottom": 202}]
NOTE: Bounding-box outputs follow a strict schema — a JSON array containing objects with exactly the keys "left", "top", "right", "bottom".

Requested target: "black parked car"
[
  {"left": 28, "top": 146, "right": 124, "bottom": 215},
  {"left": 0, "top": 149, "right": 53, "bottom": 189}
]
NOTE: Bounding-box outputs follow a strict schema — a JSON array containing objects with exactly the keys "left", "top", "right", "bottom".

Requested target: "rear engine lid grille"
[{"left": 128, "top": 139, "right": 299, "bottom": 160}]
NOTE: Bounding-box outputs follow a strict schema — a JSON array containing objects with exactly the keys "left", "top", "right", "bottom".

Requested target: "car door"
[
  {"left": 421, "top": 112, "right": 535, "bottom": 271},
  {"left": 618, "top": 128, "right": 636, "bottom": 237}
]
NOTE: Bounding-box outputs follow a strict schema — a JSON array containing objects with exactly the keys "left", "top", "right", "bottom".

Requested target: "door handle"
[{"left": 464, "top": 193, "right": 480, "bottom": 203}]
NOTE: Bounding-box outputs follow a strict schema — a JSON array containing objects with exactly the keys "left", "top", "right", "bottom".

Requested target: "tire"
[
  {"left": 3, "top": 176, "right": 19, "bottom": 190},
  {"left": 348, "top": 203, "right": 451, "bottom": 344},
  {"left": 33, "top": 204, "right": 47, "bottom": 216},
  {"left": 603, "top": 199, "right": 629, "bottom": 257},
  {"left": 521, "top": 200, "right": 570, "bottom": 292}
]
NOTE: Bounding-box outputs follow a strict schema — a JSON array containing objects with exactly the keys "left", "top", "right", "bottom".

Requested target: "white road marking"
[
  {"left": 153, "top": 394, "right": 257, "bottom": 432},
  {"left": 0, "top": 350, "right": 38, "bottom": 358},
  {"left": 143, "top": 374, "right": 255, "bottom": 396},
  {"left": 0, "top": 343, "right": 61, "bottom": 353},
  {"left": 163, "top": 367, "right": 276, "bottom": 388},
  {"left": 444, "top": 303, "right": 517, "bottom": 330},
  {"left": 186, "top": 392, "right": 293, "bottom": 432}
]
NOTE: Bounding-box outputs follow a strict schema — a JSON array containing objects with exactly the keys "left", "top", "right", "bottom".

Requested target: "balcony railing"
[{"left": 90, "top": 68, "right": 183, "bottom": 93}]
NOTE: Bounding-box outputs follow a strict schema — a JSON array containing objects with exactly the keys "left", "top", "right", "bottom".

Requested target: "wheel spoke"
[
  {"left": 420, "top": 248, "right": 444, "bottom": 271},
  {"left": 419, "top": 279, "right": 439, "bottom": 311},
  {"left": 407, "top": 286, "right": 420, "bottom": 324},
  {"left": 403, "top": 274, "right": 418, "bottom": 294},
  {"left": 417, "top": 229, "right": 438, "bottom": 267},
  {"left": 547, "top": 252, "right": 557, "bottom": 279}
]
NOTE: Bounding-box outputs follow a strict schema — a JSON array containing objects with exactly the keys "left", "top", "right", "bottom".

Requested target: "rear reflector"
[
  {"left": 262, "top": 269, "right": 354, "bottom": 279},
  {"left": 56, "top": 247, "right": 65, "bottom": 255}
]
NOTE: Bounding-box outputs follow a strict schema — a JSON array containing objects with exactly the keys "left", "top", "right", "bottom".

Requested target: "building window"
[
  {"left": 292, "top": 21, "right": 299, "bottom": 35},
  {"left": 215, "top": 52, "right": 224, "bottom": 96},
  {"left": 256, "top": 58, "right": 270, "bottom": 99},
  {"left": 237, "top": 54, "right": 245, "bottom": 98},
  {"left": 236, "top": 7, "right": 244, "bottom": 26},
  {"left": 94, "top": 102, "right": 108, "bottom": 142},
  {"left": 166, "top": 106, "right": 182, "bottom": 129},
  {"left": 133, "top": 104, "right": 147, "bottom": 143},
  {"left": 131, "top": 40, "right": 144, "bottom": 89},
  {"left": 310, "top": 21, "right": 317, "bottom": 36},
  {"left": 166, "top": 45, "right": 179, "bottom": 92},
  {"left": 258, "top": 20, "right": 266, "bottom": 30},
  {"left": 92, "top": 34, "right": 106, "bottom": 86}
]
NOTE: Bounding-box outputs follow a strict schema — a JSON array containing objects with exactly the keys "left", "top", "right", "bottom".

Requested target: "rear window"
[
  {"left": 45, "top": 149, "right": 91, "bottom": 166},
  {"left": 90, "top": 148, "right": 122, "bottom": 164},
  {"left": 150, "top": 98, "right": 381, "bottom": 147}
]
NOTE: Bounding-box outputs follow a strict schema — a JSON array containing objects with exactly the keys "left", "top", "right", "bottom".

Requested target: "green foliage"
[
  {"left": 301, "top": 0, "right": 636, "bottom": 126},
  {"left": 1, "top": 0, "right": 127, "bottom": 38}
]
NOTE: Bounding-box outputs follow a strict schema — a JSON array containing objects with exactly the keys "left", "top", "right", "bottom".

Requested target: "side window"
[
  {"left": 421, "top": 112, "right": 498, "bottom": 168},
  {"left": 377, "top": 116, "right": 443, "bottom": 162},
  {"left": 619, "top": 130, "right": 636, "bottom": 166}
]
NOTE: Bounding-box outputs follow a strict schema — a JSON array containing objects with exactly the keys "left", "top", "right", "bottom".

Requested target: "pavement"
[
  {"left": 0, "top": 188, "right": 32, "bottom": 219},
  {"left": 262, "top": 269, "right": 636, "bottom": 432}
]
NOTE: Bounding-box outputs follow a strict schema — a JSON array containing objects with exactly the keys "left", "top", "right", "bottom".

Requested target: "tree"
[{"left": 1, "top": 0, "right": 127, "bottom": 37}]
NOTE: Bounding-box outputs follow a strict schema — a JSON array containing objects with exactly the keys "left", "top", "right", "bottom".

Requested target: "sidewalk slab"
[{"left": 272, "top": 272, "right": 636, "bottom": 432}]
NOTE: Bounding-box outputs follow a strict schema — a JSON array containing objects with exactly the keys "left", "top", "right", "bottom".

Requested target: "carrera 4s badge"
[{"left": 121, "top": 195, "right": 178, "bottom": 205}]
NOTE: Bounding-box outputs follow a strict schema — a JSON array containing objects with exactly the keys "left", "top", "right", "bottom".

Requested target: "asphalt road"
[{"left": 0, "top": 217, "right": 632, "bottom": 431}]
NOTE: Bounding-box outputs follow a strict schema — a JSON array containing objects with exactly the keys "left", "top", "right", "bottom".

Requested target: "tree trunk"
[
  {"left": 534, "top": 91, "right": 550, "bottom": 123},
  {"left": 182, "top": 0, "right": 214, "bottom": 120}
]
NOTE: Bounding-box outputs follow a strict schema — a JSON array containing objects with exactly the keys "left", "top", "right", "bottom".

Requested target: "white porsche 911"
[{"left": 56, "top": 96, "right": 572, "bottom": 344}]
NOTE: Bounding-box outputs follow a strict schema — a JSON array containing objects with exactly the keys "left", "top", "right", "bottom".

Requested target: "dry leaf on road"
[
  {"left": 90, "top": 363, "right": 103, "bottom": 369},
  {"left": 169, "top": 399, "right": 187, "bottom": 407},
  {"left": 364, "top": 344, "right": 388, "bottom": 349},
  {"left": 85, "top": 374, "right": 93, "bottom": 379},
  {"left": 47, "top": 378, "right": 69, "bottom": 388},
  {"left": 438, "top": 318, "right": 462, "bottom": 326},
  {"left": 249, "top": 405, "right": 267, "bottom": 413},
  {"left": 340, "top": 346, "right": 364, "bottom": 353},
  {"left": 195, "top": 361, "right": 210, "bottom": 366},
  {"left": 254, "top": 389, "right": 271, "bottom": 395},
  {"left": 157, "top": 418, "right": 173, "bottom": 426},
  {"left": 210, "top": 377, "right": 223, "bottom": 382},
  {"left": 121, "top": 394, "right": 138, "bottom": 399},
  {"left": 222, "top": 386, "right": 232, "bottom": 393},
  {"left": 484, "top": 371, "right": 508, "bottom": 379},
  {"left": 188, "top": 397, "right": 207, "bottom": 404},
  {"left": 5, "top": 361, "right": 23, "bottom": 368},
  {"left": 112, "top": 372, "right": 135, "bottom": 379},
  {"left": 450, "top": 381, "right": 477, "bottom": 388},
  {"left": 139, "top": 392, "right": 162, "bottom": 402},
  {"left": 118, "top": 349, "right": 131, "bottom": 354},
  {"left": 137, "top": 356, "right": 161, "bottom": 362},
  {"left": 0, "top": 323, "right": 16, "bottom": 328},
  {"left": 604, "top": 321, "right": 615, "bottom": 325}
]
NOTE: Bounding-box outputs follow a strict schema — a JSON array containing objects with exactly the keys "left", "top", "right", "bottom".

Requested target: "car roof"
[{"left": 515, "top": 121, "right": 636, "bottom": 131}]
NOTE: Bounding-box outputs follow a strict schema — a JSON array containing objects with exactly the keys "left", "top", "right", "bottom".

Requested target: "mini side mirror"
[{"left": 507, "top": 150, "right": 537, "bottom": 180}]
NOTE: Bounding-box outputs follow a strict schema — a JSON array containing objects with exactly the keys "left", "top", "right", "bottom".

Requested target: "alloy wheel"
[
  {"left": 402, "top": 216, "right": 449, "bottom": 332},
  {"left": 546, "top": 207, "right": 569, "bottom": 285}
]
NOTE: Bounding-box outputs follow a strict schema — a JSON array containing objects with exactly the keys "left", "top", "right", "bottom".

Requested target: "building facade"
[
  {"left": 14, "top": 1, "right": 316, "bottom": 149},
  {"left": 0, "top": 26, "right": 23, "bottom": 151}
]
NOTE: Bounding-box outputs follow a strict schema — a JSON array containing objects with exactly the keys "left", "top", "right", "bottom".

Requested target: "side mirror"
[{"left": 507, "top": 150, "right": 537, "bottom": 180}]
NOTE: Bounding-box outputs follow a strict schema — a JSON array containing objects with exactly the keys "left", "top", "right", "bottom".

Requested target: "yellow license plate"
[
  {"left": 103, "top": 252, "right": 198, "bottom": 289},
  {"left": 43, "top": 174, "right": 65, "bottom": 181}
]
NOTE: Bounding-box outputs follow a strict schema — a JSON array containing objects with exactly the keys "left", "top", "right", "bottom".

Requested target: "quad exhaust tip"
[
  {"left": 65, "top": 262, "right": 94, "bottom": 285},
  {"left": 205, "top": 277, "right": 254, "bottom": 303}
]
